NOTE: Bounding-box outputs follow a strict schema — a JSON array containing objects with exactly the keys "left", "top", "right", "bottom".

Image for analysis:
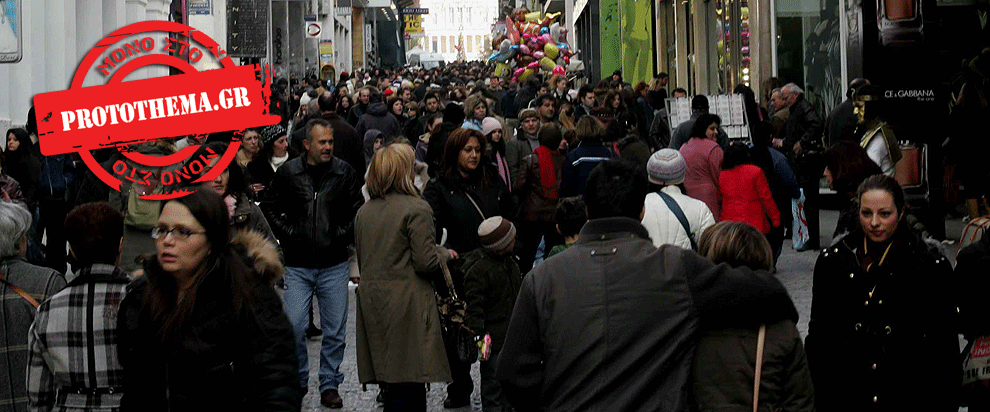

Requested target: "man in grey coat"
[{"left": 495, "top": 159, "right": 798, "bottom": 412}]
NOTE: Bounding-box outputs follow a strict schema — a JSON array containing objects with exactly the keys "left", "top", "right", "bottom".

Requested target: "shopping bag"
[
  {"left": 792, "top": 189, "right": 810, "bottom": 250},
  {"left": 963, "top": 334, "right": 990, "bottom": 386}
]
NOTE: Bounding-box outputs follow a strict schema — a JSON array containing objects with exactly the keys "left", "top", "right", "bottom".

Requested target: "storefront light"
[
  {"left": 742, "top": 68, "right": 749, "bottom": 74},
  {"left": 743, "top": 74, "right": 750, "bottom": 81}
]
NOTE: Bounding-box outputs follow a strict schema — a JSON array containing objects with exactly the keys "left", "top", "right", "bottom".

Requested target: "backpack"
[{"left": 124, "top": 181, "right": 163, "bottom": 230}]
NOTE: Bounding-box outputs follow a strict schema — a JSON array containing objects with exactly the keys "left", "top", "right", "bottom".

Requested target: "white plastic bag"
[{"left": 792, "top": 189, "right": 810, "bottom": 250}]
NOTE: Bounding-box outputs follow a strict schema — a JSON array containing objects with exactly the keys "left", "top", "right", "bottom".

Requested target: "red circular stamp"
[{"left": 33, "top": 20, "right": 279, "bottom": 199}]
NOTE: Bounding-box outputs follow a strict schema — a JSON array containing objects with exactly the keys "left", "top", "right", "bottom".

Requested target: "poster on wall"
[{"left": 0, "top": 0, "right": 21, "bottom": 63}]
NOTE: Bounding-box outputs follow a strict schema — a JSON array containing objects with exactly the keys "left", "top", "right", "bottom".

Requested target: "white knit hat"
[
  {"left": 647, "top": 149, "right": 686, "bottom": 185},
  {"left": 478, "top": 217, "right": 516, "bottom": 252}
]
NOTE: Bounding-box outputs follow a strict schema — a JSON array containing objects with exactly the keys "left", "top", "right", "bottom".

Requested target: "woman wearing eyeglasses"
[{"left": 117, "top": 189, "right": 301, "bottom": 411}]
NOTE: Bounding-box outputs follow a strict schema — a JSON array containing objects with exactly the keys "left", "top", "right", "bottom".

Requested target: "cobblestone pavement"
[{"left": 298, "top": 210, "right": 968, "bottom": 411}]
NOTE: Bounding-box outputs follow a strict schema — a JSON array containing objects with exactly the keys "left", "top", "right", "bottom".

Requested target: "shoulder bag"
[
  {"left": 0, "top": 263, "right": 40, "bottom": 308},
  {"left": 657, "top": 191, "right": 698, "bottom": 251},
  {"left": 753, "top": 324, "right": 766, "bottom": 412},
  {"left": 436, "top": 249, "right": 478, "bottom": 364}
]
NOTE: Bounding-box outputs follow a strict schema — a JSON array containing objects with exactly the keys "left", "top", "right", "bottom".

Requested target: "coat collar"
[
  {"left": 67, "top": 264, "right": 131, "bottom": 287},
  {"left": 576, "top": 217, "right": 651, "bottom": 244}
]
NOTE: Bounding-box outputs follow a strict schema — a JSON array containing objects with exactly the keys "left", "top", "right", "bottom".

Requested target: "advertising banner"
[{"left": 0, "top": 0, "right": 21, "bottom": 63}]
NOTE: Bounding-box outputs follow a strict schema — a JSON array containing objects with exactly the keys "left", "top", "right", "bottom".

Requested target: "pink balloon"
[
  {"left": 522, "top": 33, "right": 532, "bottom": 40},
  {"left": 541, "top": 34, "right": 552, "bottom": 43},
  {"left": 527, "top": 61, "right": 539, "bottom": 69},
  {"left": 527, "top": 40, "right": 539, "bottom": 51},
  {"left": 513, "top": 68, "right": 526, "bottom": 77},
  {"left": 552, "top": 65, "right": 566, "bottom": 76},
  {"left": 533, "top": 51, "right": 545, "bottom": 60},
  {"left": 519, "top": 45, "right": 531, "bottom": 55}
]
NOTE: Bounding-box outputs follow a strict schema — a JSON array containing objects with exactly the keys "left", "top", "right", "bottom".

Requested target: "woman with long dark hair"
[
  {"left": 117, "top": 188, "right": 301, "bottom": 411},
  {"left": 422, "top": 128, "right": 511, "bottom": 408},
  {"left": 805, "top": 175, "right": 958, "bottom": 411},
  {"left": 246, "top": 124, "right": 295, "bottom": 200},
  {"left": 4, "top": 128, "right": 40, "bottom": 206}
]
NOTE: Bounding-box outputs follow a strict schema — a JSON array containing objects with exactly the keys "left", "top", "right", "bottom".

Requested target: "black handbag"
[{"left": 436, "top": 250, "right": 478, "bottom": 364}]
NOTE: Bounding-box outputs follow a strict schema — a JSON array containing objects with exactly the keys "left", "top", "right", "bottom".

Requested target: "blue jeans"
[{"left": 284, "top": 262, "right": 350, "bottom": 392}]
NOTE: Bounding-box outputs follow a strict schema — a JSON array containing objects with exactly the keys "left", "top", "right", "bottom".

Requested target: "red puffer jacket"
[{"left": 719, "top": 164, "right": 780, "bottom": 234}]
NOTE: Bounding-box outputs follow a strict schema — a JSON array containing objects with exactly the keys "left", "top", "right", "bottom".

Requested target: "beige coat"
[{"left": 354, "top": 193, "right": 452, "bottom": 384}]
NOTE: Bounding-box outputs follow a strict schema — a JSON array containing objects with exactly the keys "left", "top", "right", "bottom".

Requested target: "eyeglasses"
[{"left": 151, "top": 226, "right": 206, "bottom": 241}]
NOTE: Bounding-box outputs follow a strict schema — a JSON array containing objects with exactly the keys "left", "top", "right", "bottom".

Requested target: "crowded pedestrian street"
[{"left": 2, "top": 0, "right": 990, "bottom": 411}]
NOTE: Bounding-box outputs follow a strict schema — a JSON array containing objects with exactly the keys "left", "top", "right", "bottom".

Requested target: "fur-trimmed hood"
[
  {"left": 131, "top": 230, "right": 284, "bottom": 286},
  {"left": 231, "top": 230, "right": 284, "bottom": 286}
]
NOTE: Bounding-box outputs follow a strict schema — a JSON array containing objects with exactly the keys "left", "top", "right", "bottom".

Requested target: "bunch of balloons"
[{"left": 486, "top": 6, "right": 577, "bottom": 82}]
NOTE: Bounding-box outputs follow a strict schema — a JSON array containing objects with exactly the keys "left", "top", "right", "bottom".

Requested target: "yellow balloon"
[
  {"left": 519, "top": 68, "right": 535, "bottom": 81},
  {"left": 540, "top": 56, "right": 556, "bottom": 71},
  {"left": 544, "top": 43, "right": 559, "bottom": 60},
  {"left": 495, "top": 62, "right": 510, "bottom": 77},
  {"left": 524, "top": 11, "right": 541, "bottom": 22}
]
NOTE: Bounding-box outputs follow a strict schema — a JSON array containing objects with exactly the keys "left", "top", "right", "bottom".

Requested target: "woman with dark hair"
[
  {"left": 247, "top": 124, "right": 295, "bottom": 200},
  {"left": 805, "top": 174, "right": 958, "bottom": 411},
  {"left": 194, "top": 142, "right": 277, "bottom": 243},
  {"left": 719, "top": 142, "right": 780, "bottom": 238},
  {"left": 734, "top": 84, "right": 770, "bottom": 140},
  {"left": 481, "top": 117, "right": 511, "bottom": 187},
  {"left": 387, "top": 96, "right": 408, "bottom": 134},
  {"left": 337, "top": 94, "right": 353, "bottom": 114},
  {"left": 693, "top": 221, "right": 814, "bottom": 411},
  {"left": 5, "top": 128, "right": 40, "bottom": 206},
  {"left": 117, "top": 189, "right": 301, "bottom": 411},
  {"left": 679, "top": 113, "right": 724, "bottom": 219},
  {"left": 824, "top": 141, "right": 883, "bottom": 238},
  {"left": 422, "top": 128, "right": 511, "bottom": 408},
  {"left": 513, "top": 123, "right": 565, "bottom": 271}
]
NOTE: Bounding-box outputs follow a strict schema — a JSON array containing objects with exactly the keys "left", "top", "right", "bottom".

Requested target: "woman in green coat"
[{"left": 354, "top": 141, "right": 452, "bottom": 412}]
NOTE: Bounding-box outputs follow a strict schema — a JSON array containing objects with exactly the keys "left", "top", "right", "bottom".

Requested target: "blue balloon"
[
  {"left": 540, "top": 27, "right": 549, "bottom": 35},
  {"left": 510, "top": 44, "right": 520, "bottom": 51}
]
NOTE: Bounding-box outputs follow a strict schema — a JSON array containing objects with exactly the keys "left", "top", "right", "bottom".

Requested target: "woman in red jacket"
[{"left": 719, "top": 142, "right": 780, "bottom": 235}]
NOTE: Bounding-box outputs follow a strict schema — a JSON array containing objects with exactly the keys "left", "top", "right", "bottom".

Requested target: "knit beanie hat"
[
  {"left": 481, "top": 117, "right": 502, "bottom": 136},
  {"left": 647, "top": 148, "right": 686, "bottom": 185},
  {"left": 260, "top": 124, "right": 287, "bottom": 146},
  {"left": 518, "top": 108, "right": 539, "bottom": 122},
  {"left": 478, "top": 217, "right": 517, "bottom": 252}
]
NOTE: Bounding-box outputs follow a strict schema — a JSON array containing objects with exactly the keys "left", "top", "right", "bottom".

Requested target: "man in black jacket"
[
  {"left": 346, "top": 86, "right": 373, "bottom": 126},
  {"left": 262, "top": 118, "right": 364, "bottom": 409},
  {"left": 495, "top": 159, "right": 798, "bottom": 412},
  {"left": 290, "top": 95, "right": 365, "bottom": 174},
  {"left": 780, "top": 83, "right": 825, "bottom": 250}
]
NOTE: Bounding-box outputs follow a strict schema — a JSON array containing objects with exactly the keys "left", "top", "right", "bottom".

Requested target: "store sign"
[
  {"left": 189, "top": 0, "right": 211, "bottom": 15},
  {"left": 0, "top": 0, "right": 21, "bottom": 63},
  {"left": 404, "top": 15, "right": 423, "bottom": 34},
  {"left": 306, "top": 22, "right": 322, "bottom": 38},
  {"left": 403, "top": 8, "right": 429, "bottom": 14}
]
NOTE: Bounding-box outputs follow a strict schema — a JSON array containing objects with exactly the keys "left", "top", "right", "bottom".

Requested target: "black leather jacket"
[{"left": 262, "top": 156, "right": 364, "bottom": 268}]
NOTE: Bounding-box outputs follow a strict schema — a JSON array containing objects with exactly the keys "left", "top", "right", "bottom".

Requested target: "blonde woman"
[
  {"left": 353, "top": 142, "right": 451, "bottom": 411},
  {"left": 693, "top": 221, "right": 814, "bottom": 411}
]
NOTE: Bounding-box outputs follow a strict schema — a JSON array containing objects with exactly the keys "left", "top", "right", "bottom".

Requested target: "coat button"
[
  {"left": 864, "top": 301, "right": 869, "bottom": 306},
  {"left": 611, "top": 248, "right": 617, "bottom": 253},
  {"left": 871, "top": 363, "right": 877, "bottom": 370},
  {"left": 878, "top": 300, "right": 883, "bottom": 305},
  {"left": 600, "top": 235, "right": 606, "bottom": 240},
  {"left": 873, "top": 396, "right": 878, "bottom": 403},
  {"left": 884, "top": 326, "right": 892, "bottom": 334},
  {"left": 849, "top": 273, "right": 855, "bottom": 279},
  {"left": 591, "top": 250, "right": 596, "bottom": 256},
  {"left": 854, "top": 323, "right": 862, "bottom": 331}
]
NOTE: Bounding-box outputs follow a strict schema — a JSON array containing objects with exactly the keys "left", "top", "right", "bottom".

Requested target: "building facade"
[{"left": 420, "top": 0, "right": 498, "bottom": 63}]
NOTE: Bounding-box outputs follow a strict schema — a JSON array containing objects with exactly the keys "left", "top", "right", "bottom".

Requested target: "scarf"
[
  {"left": 270, "top": 153, "right": 289, "bottom": 171},
  {"left": 533, "top": 146, "right": 558, "bottom": 200},
  {"left": 495, "top": 151, "right": 511, "bottom": 187}
]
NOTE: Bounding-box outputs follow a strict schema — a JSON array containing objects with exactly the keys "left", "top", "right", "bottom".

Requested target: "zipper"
[
  {"left": 311, "top": 190, "right": 318, "bottom": 245},
  {"left": 165, "top": 363, "right": 171, "bottom": 411}
]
